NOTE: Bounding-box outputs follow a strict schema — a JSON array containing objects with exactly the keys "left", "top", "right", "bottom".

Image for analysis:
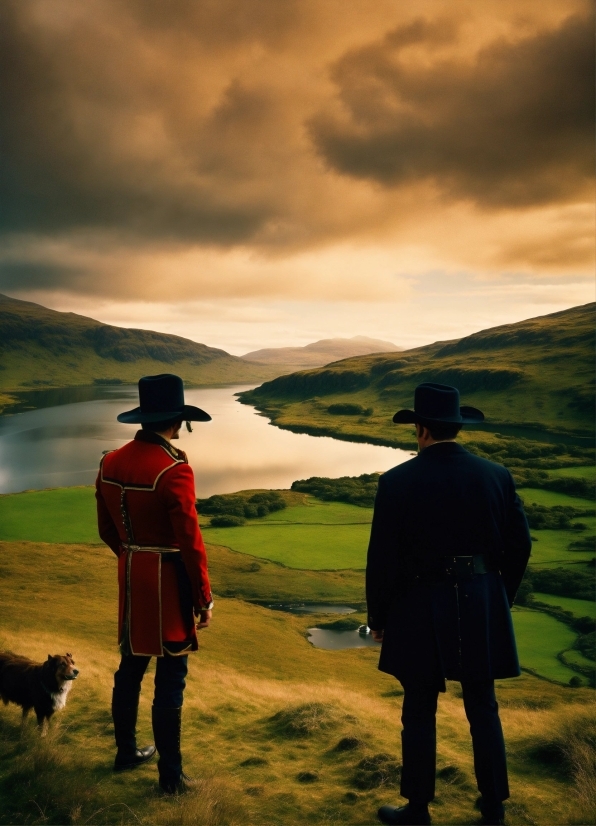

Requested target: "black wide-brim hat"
[
  {"left": 117, "top": 374, "right": 211, "bottom": 424},
  {"left": 393, "top": 382, "right": 484, "bottom": 425}
]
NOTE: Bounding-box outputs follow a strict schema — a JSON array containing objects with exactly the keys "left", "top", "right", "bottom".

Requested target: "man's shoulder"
[
  {"left": 380, "top": 445, "right": 511, "bottom": 484},
  {"left": 381, "top": 455, "right": 421, "bottom": 484},
  {"left": 459, "top": 448, "right": 511, "bottom": 478}
]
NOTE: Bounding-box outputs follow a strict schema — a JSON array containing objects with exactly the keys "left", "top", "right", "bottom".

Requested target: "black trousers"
[
  {"left": 400, "top": 680, "right": 509, "bottom": 806},
  {"left": 113, "top": 653, "right": 188, "bottom": 708}
]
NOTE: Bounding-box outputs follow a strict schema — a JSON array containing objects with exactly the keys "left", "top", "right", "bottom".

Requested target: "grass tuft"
[
  {"left": 153, "top": 774, "right": 246, "bottom": 826},
  {"left": 296, "top": 770, "right": 319, "bottom": 783},
  {"left": 351, "top": 753, "right": 401, "bottom": 790},
  {"left": 333, "top": 736, "right": 364, "bottom": 752},
  {"left": 269, "top": 702, "right": 344, "bottom": 737},
  {"left": 436, "top": 764, "right": 470, "bottom": 786}
]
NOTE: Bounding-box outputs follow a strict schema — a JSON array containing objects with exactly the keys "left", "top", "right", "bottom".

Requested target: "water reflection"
[
  {"left": 307, "top": 627, "right": 380, "bottom": 650},
  {"left": 268, "top": 604, "right": 356, "bottom": 615},
  {"left": 0, "top": 385, "right": 409, "bottom": 495}
]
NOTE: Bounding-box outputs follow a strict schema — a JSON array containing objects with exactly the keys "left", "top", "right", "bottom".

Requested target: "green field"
[
  {"left": 511, "top": 608, "right": 581, "bottom": 684},
  {"left": 533, "top": 593, "right": 596, "bottom": 619},
  {"left": 205, "top": 499, "right": 372, "bottom": 569},
  {"left": 548, "top": 466, "right": 596, "bottom": 481},
  {"left": 519, "top": 487, "right": 596, "bottom": 513},
  {"left": 525, "top": 528, "right": 595, "bottom": 567},
  {"left": 205, "top": 522, "right": 370, "bottom": 569},
  {"left": 0, "top": 487, "right": 100, "bottom": 543},
  {"left": 259, "top": 500, "right": 373, "bottom": 525}
]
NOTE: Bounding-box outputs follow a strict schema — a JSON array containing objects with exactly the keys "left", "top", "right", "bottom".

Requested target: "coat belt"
[
  {"left": 121, "top": 543, "right": 180, "bottom": 553},
  {"left": 412, "top": 554, "right": 494, "bottom": 582}
]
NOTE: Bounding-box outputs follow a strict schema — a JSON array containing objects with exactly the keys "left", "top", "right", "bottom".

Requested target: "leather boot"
[
  {"left": 112, "top": 690, "right": 156, "bottom": 771},
  {"left": 378, "top": 803, "right": 431, "bottom": 825},
  {"left": 152, "top": 706, "right": 196, "bottom": 794}
]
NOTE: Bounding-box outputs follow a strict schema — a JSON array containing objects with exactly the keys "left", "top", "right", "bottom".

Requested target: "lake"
[{"left": 0, "top": 385, "right": 411, "bottom": 495}]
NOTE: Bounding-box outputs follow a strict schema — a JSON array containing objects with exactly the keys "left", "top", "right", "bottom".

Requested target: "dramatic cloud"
[
  {"left": 0, "top": 0, "right": 593, "bottom": 337},
  {"left": 310, "top": 13, "right": 594, "bottom": 207}
]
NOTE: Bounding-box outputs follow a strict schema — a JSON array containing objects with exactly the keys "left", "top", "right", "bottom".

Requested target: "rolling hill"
[
  {"left": 241, "top": 336, "right": 401, "bottom": 371},
  {"left": 0, "top": 293, "right": 280, "bottom": 402},
  {"left": 239, "top": 303, "right": 596, "bottom": 443}
]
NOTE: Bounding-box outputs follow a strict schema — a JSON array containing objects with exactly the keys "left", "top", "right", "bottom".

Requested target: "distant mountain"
[
  {"left": 0, "top": 293, "right": 280, "bottom": 400},
  {"left": 241, "top": 336, "right": 401, "bottom": 371},
  {"left": 239, "top": 303, "right": 596, "bottom": 439}
]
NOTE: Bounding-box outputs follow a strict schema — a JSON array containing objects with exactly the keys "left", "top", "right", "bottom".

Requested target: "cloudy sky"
[{"left": 0, "top": 0, "right": 593, "bottom": 353}]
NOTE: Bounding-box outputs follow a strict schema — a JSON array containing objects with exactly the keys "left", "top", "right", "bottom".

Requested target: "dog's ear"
[{"left": 47, "top": 655, "right": 53, "bottom": 662}]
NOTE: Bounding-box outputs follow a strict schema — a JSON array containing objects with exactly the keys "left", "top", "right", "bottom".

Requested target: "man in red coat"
[{"left": 96, "top": 374, "right": 213, "bottom": 794}]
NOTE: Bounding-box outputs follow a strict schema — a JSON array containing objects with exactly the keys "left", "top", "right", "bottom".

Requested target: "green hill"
[
  {"left": 0, "top": 293, "right": 279, "bottom": 406},
  {"left": 239, "top": 303, "right": 595, "bottom": 445}
]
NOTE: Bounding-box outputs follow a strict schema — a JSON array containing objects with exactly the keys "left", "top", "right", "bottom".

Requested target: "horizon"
[{"left": 0, "top": 0, "right": 594, "bottom": 354}]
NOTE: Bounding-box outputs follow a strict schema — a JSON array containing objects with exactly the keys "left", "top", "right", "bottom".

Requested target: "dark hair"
[
  {"left": 141, "top": 418, "right": 182, "bottom": 433},
  {"left": 426, "top": 422, "right": 462, "bottom": 441}
]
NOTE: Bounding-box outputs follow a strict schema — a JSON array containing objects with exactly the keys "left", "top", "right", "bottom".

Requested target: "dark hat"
[
  {"left": 117, "top": 374, "right": 211, "bottom": 424},
  {"left": 393, "top": 382, "right": 484, "bottom": 425}
]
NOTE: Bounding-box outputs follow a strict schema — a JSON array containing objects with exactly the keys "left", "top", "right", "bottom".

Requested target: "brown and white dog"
[{"left": 0, "top": 652, "right": 79, "bottom": 734}]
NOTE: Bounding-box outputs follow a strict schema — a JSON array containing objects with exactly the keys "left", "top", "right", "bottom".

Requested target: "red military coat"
[{"left": 95, "top": 430, "right": 212, "bottom": 656}]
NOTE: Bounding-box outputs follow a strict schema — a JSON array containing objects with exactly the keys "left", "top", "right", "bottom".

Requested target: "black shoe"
[
  {"left": 114, "top": 745, "right": 156, "bottom": 772},
  {"left": 378, "top": 804, "right": 431, "bottom": 825},
  {"left": 476, "top": 796, "right": 505, "bottom": 825},
  {"left": 159, "top": 771, "right": 197, "bottom": 795}
]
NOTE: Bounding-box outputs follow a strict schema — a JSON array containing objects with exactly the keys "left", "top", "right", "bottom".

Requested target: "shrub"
[
  {"left": 291, "top": 473, "right": 380, "bottom": 508},
  {"left": 327, "top": 403, "right": 373, "bottom": 416},
  {"left": 523, "top": 503, "right": 589, "bottom": 530},
  {"left": 210, "top": 515, "right": 246, "bottom": 527},
  {"left": 530, "top": 567, "right": 594, "bottom": 601},
  {"left": 197, "top": 491, "right": 286, "bottom": 519}
]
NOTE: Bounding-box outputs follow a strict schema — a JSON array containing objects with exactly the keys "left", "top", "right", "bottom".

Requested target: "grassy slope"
[
  {"left": 1, "top": 487, "right": 593, "bottom": 685},
  {"left": 511, "top": 608, "right": 580, "bottom": 683},
  {"left": 239, "top": 302, "right": 595, "bottom": 440},
  {"left": 2, "top": 486, "right": 593, "bottom": 571},
  {"left": 0, "top": 294, "right": 280, "bottom": 403},
  {"left": 0, "top": 539, "right": 594, "bottom": 826},
  {"left": 533, "top": 593, "right": 596, "bottom": 619}
]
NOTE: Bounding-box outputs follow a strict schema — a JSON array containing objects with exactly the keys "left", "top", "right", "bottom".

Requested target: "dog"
[{"left": 0, "top": 651, "right": 79, "bottom": 734}]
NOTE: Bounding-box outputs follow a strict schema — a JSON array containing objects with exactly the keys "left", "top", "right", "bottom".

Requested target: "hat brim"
[
  {"left": 117, "top": 404, "right": 211, "bottom": 424},
  {"left": 393, "top": 405, "right": 484, "bottom": 425}
]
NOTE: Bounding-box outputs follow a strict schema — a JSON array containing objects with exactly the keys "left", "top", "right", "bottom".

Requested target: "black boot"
[
  {"left": 378, "top": 803, "right": 431, "bottom": 825},
  {"left": 476, "top": 797, "right": 505, "bottom": 826},
  {"left": 152, "top": 706, "right": 195, "bottom": 794},
  {"left": 112, "top": 690, "right": 156, "bottom": 771}
]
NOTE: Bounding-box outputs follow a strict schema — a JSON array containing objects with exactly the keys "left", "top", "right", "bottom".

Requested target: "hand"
[
  {"left": 196, "top": 609, "right": 212, "bottom": 629},
  {"left": 371, "top": 629, "right": 384, "bottom": 643}
]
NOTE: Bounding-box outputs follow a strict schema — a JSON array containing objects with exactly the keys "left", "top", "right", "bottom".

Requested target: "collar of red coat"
[{"left": 134, "top": 429, "right": 187, "bottom": 462}]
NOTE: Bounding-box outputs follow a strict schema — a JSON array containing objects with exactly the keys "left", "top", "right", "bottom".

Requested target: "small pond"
[
  {"left": 268, "top": 603, "right": 357, "bottom": 615},
  {"left": 307, "top": 627, "right": 380, "bottom": 650}
]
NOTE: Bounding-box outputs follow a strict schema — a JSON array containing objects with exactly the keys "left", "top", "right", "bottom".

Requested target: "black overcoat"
[{"left": 366, "top": 442, "right": 531, "bottom": 687}]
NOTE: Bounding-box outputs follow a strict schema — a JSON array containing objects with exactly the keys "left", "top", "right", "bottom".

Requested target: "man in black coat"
[{"left": 366, "top": 383, "right": 531, "bottom": 826}]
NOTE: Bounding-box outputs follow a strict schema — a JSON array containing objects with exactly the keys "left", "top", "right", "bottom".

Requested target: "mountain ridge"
[
  {"left": 0, "top": 293, "right": 278, "bottom": 398},
  {"left": 239, "top": 302, "right": 596, "bottom": 440},
  {"left": 241, "top": 336, "right": 401, "bottom": 369}
]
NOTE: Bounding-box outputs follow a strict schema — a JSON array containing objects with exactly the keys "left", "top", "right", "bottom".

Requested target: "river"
[{"left": 0, "top": 385, "right": 411, "bottom": 495}]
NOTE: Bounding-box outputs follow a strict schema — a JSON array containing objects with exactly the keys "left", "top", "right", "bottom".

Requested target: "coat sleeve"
[
  {"left": 159, "top": 462, "right": 213, "bottom": 613},
  {"left": 95, "top": 467, "right": 121, "bottom": 556},
  {"left": 499, "top": 471, "right": 532, "bottom": 606},
  {"left": 366, "top": 474, "right": 399, "bottom": 631}
]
